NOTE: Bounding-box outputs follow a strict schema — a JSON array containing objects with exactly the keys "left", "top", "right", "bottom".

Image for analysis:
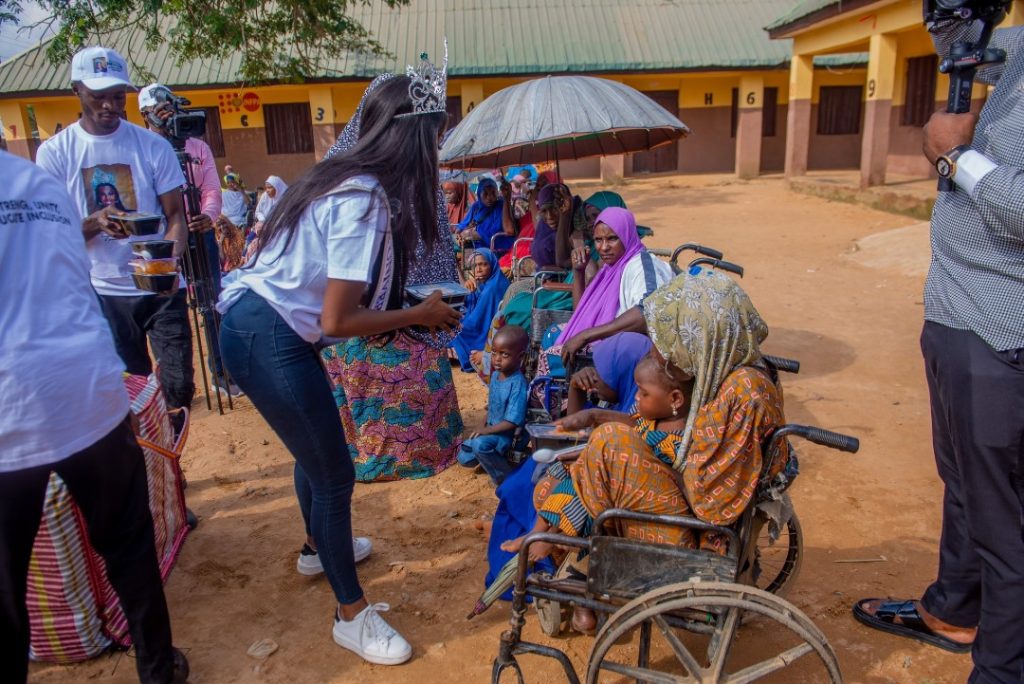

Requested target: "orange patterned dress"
[{"left": 537, "top": 366, "right": 787, "bottom": 551}]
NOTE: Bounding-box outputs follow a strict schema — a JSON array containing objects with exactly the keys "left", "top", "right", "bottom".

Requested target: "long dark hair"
[{"left": 250, "top": 75, "right": 446, "bottom": 301}]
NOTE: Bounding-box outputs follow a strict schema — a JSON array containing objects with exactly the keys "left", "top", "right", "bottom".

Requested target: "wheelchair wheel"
[
  {"left": 585, "top": 581, "right": 841, "bottom": 683},
  {"left": 534, "top": 597, "right": 568, "bottom": 636},
  {"left": 753, "top": 512, "right": 803, "bottom": 597}
]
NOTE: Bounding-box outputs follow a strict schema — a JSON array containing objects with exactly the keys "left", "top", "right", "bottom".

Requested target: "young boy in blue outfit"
[{"left": 459, "top": 325, "right": 529, "bottom": 484}]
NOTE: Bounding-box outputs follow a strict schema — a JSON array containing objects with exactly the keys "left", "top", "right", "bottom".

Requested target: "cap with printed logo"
[
  {"left": 70, "top": 47, "right": 135, "bottom": 91},
  {"left": 137, "top": 83, "right": 169, "bottom": 111}
]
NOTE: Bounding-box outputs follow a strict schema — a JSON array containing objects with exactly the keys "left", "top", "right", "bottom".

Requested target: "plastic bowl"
[
  {"left": 130, "top": 240, "right": 175, "bottom": 259},
  {"left": 113, "top": 213, "right": 162, "bottom": 236},
  {"left": 131, "top": 272, "right": 178, "bottom": 293}
]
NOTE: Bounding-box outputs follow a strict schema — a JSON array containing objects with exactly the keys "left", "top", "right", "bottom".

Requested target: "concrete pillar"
[
  {"left": 600, "top": 155, "right": 625, "bottom": 184},
  {"left": 0, "top": 102, "right": 34, "bottom": 160},
  {"left": 308, "top": 86, "right": 336, "bottom": 160},
  {"left": 860, "top": 32, "right": 898, "bottom": 188},
  {"left": 784, "top": 54, "right": 814, "bottom": 178},
  {"left": 735, "top": 74, "right": 764, "bottom": 179},
  {"left": 460, "top": 82, "right": 484, "bottom": 117}
]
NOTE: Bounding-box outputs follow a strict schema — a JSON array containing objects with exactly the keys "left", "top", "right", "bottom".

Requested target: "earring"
[{"left": 672, "top": 405, "right": 679, "bottom": 417}]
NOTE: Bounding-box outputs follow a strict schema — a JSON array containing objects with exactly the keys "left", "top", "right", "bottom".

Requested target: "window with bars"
[
  {"left": 264, "top": 102, "right": 314, "bottom": 155},
  {"left": 902, "top": 55, "right": 938, "bottom": 127},
  {"left": 817, "top": 86, "right": 863, "bottom": 135},
  {"left": 198, "top": 107, "right": 225, "bottom": 157}
]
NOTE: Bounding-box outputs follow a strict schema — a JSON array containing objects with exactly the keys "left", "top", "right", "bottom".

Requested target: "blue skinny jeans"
[{"left": 219, "top": 290, "right": 363, "bottom": 605}]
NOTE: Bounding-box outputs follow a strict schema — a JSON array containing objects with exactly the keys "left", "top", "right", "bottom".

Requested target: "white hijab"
[{"left": 255, "top": 175, "right": 289, "bottom": 222}]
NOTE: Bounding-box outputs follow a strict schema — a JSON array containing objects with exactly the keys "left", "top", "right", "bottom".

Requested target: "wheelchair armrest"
[
  {"left": 593, "top": 508, "right": 741, "bottom": 559},
  {"left": 762, "top": 354, "right": 800, "bottom": 374},
  {"left": 540, "top": 282, "right": 573, "bottom": 293}
]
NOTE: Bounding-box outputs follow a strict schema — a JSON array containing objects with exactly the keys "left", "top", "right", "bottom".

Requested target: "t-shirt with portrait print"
[{"left": 35, "top": 120, "right": 184, "bottom": 296}]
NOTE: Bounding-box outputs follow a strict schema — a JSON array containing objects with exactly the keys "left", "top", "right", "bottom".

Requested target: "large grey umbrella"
[{"left": 440, "top": 75, "right": 690, "bottom": 170}]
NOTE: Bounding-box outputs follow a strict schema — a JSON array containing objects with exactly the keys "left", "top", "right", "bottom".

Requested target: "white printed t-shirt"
[
  {"left": 35, "top": 120, "right": 185, "bottom": 297},
  {"left": 218, "top": 175, "right": 388, "bottom": 343},
  {"left": 0, "top": 150, "right": 130, "bottom": 473}
]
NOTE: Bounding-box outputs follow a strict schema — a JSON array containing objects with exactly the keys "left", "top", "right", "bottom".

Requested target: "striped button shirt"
[{"left": 928, "top": 22, "right": 1024, "bottom": 351}]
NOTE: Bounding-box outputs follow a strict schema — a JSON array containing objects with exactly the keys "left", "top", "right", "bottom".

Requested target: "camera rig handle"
[{"left": 928, "top": 1, "right": 1011, "bottom": 191}]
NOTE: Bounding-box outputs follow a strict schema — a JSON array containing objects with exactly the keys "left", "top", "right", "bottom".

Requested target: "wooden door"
[{"left": 631, "top": 90, "right": 679, "bottom": 174}]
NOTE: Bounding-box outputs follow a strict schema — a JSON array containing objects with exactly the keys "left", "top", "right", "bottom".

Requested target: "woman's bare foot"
[
  {"left": 500, "top": 536, "right": 524, "bottom": 554},
  {"left": 500, "top": 536, "right": 554, "bottom": 562},
  {"left": 571, "top": 607, "right": 597, "bottom": 634}
]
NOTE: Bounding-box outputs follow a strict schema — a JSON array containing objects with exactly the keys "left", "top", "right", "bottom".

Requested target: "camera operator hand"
[
  {"left": 188, "top": 214, "right": 214, "bottom": 233},
  {"left": 923, "top": 111, "right": 978, "bottom": 164},
  {"left": 83, "top": 205, "right": 128, "bottom": 240}
]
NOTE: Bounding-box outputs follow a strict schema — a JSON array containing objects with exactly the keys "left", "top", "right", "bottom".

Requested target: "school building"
[
  {"left": 768, "top": 0, "right": 1024, "bottom": 187},
  {"left": 0, "top": 0, "right": 870, "bottom": 185}
]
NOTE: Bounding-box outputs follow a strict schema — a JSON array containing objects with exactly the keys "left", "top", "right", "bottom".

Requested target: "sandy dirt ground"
[{"left": 30, "top": 174, "right": 973, "bottom": 683}]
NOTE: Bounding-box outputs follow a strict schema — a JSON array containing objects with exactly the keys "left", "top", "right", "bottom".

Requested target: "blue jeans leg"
[
  {"left": 219, "top": 291, "right": 362, "bottom": 605},
  {"left": 468, "top": 434, "right": 514, "bottom": 485}
]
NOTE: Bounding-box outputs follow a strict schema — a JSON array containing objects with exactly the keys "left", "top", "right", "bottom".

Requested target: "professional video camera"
[
  {"left": 141, "top": 85, "right": 207, "bottom": 148},
  {"left": 140, "top": 84, "right": 232, "bottom": 414},
  {"left": 924, "top": 0, "right": 1012, "bottom": 191}
]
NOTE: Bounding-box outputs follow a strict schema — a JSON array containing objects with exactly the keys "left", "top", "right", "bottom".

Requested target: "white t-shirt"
[
  {"left": 217, "top": 175, "right": 388, "bottom": 343},
  {"left": 619, "top": 251, "right": 673, "bottom": 316},
  {"left": 0, "top": 150, "right": 130, "bottom": 473},
  {"left": 35, "top": 121, "right": 185, "bottom": 297}
]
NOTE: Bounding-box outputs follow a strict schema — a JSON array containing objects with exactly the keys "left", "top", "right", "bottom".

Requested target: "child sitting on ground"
[{"left": 458, "top": 325, "right": 529, "bottom": 484}]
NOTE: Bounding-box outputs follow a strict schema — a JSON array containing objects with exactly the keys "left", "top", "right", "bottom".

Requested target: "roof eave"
[{"left": 766, "top": 0, "right": 884, "bottom": 40}]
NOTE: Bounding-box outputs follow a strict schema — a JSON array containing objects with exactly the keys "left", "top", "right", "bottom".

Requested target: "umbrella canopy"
[{"left": 441, "top": 75, "right": 690, "bottom": 169}]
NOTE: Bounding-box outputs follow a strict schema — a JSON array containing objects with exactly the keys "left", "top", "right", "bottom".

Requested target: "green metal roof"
[
  {"left": 767, "top": 0, "right": 842, "bottom": 31},
  {"left": 765, "top": 0, "right": 893, "bottom": 35},
  {"left": 0, "top": 0, "right": 864, "bottom": 96}
]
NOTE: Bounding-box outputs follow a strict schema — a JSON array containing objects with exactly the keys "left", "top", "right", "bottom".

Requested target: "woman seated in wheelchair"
[
  {"left": 502, "top": 269, "right": 788, "bottom": 631},
  {"left": 539, "top": 207, "right": 671, "bottom": 379}
]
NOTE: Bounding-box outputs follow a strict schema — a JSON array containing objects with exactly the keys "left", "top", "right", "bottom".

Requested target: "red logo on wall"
[
  {"left": 242, "top": 92, "right": 261, "bottom": 112},
  {"left": 217, "top": 92, "right": 244, "bottom": 114}
]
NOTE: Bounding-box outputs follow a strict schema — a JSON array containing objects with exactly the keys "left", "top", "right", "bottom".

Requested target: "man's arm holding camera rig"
[{"left": 926, "top": 0, "right": 1024, "bottom": 240}]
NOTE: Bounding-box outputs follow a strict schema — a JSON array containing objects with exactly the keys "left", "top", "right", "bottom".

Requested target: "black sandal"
[{"left": 853, "top": 598, "right": 973, "bottom": 654}]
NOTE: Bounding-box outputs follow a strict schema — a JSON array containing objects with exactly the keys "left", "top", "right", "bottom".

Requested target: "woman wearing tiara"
[
  {"left": 320, "top": 73, "right": 465, "bottom": 484},
  {"left": 217, "top": 64, "right": 458, "bottom": 664}
]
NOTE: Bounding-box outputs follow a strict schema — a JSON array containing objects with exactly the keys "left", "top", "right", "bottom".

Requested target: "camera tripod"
[{"left": 174, "top": 143, "right": 234, "bottom": 415}]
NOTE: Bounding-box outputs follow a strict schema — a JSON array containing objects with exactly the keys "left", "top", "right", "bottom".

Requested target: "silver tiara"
[{"left": 395, "top": 38, "right": 448, "bottom": 118}]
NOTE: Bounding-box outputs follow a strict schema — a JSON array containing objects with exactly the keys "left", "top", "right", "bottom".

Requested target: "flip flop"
[{"left": 853, "top": 598, "right": 973, "bottom": 654}]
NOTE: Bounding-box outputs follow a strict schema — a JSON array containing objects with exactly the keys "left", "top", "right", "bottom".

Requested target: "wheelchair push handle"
[
  {"left": 775, "top": 424, "right": 860, "bottom": 453},
  {"left": 762, "top": 354, "right": 800, "bottom": 374},
  {"left": 689, "top": 257, "right": 744, "bottom": 278},
  {"left": 672, "top": 243, "right": 724, "bottom": 262}
]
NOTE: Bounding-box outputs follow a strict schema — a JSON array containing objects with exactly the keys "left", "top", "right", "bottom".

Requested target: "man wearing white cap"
[{"left": 35, "top": 46, "right": 195, "bottom": 414}]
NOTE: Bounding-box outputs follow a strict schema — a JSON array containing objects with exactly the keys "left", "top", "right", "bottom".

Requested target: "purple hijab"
[
  {"left": 556, "top": 207, "right": 644, "bottom": 345},
  {"left": 530, "top": 183, "right": 560, "bottom": 268}
]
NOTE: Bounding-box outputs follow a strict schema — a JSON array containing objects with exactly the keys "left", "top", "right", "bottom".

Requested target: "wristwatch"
[{"left": 935, "top": 145, "right": 970, "bottom": 179}]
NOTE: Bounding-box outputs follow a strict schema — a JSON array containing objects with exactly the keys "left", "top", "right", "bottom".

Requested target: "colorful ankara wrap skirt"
[
  {"left": 537, "top": 422, "right": 702, "bottom": 548},
  {"left": 321, "top": 333, "right": 463, "bottom": 482}
]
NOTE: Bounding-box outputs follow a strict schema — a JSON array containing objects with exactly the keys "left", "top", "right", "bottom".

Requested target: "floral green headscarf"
[{"left": 641, "top": 268, "right": 768, "bottom": 471}]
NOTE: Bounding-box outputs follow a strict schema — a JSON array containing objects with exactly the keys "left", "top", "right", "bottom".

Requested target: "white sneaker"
[
  {"left": 332, "top": 603, "right": 412, "bottom": 665},
  {"left": 296, "top": 538, "right": 372, "bottom": 576}
]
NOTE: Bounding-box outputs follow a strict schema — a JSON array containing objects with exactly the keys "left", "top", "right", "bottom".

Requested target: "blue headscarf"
[
  {"left": 458, "top": 178, "right": 505, "bottom": 246},
  {"left": 450, "top": 248, "right": 510, "bottom": 371},
  {"left": 593, "top": 332, "right": 653, "bottom": 412}
]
